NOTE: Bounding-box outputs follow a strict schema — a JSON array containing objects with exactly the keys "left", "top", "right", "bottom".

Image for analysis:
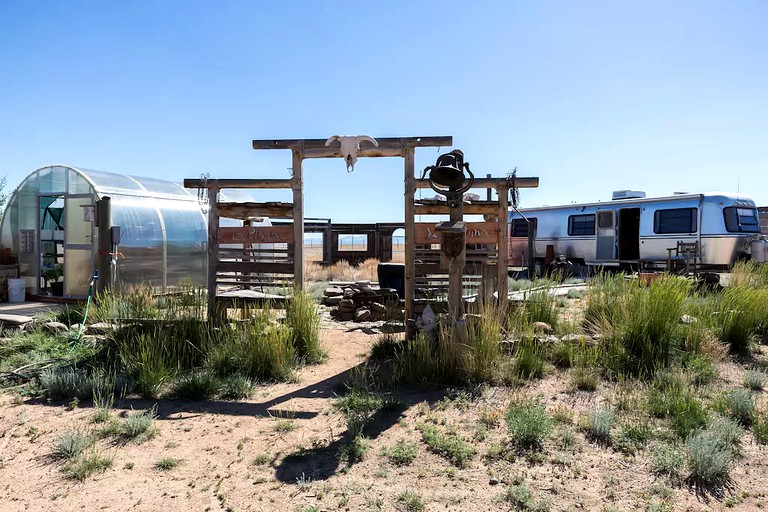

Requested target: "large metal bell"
[{"left": 429, "top": 150, "right": 467, "bottom": 189}]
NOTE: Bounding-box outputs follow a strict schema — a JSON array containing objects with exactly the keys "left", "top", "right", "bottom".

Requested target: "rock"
[
  {"left": 340, "top": 311, "right": 355, "bottom": 322},
  {"left": 338, "top": 299, "right": 356, "bottom": 312},
  {"left": 354, "top": 309, "right": 372, "bottom": 322},
  {"left": 343, "top": 288, "right": 356, "bottom": 298},
  {"left": 531, "top": 321, "right": 552, "bottom": 333},
  {"left": 0, "top": 314, "right": 34, "bottom": 326},
  {"left": 323, "top": 287, "right": 343, "bottom": 297},
  {"left": 680, "top": 314, "right": 698, "bottom": 324},
  {"left": 489, "top": 477, "right": 500, "bottom": 486},
  {"left": 86, "top": 322, "right": 114, "bottom": 335},
  {"left": 330, "top": 307, "right": 340, "bottom": 318},
  {"left": 43, "top": 321, "right": 69, "bottom": 333},
  {"left": 370, "top": 302, "right": 387, "bottom": 315},
  {"left": 560, "top": 333, "right": 590, "bottom": 343},
  {"left": 536, "top": 334, "right": 560, "bottom": 344},
  {"left": 323, "top": 295, "right": 342, "bottom": 306}
]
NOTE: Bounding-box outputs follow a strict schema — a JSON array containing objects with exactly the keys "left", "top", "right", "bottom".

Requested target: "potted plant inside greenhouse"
[{"left": 41, "top": 265, "right": 63, "bottom": 297}]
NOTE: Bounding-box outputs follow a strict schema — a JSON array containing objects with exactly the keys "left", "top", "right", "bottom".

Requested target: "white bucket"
[
  {"left": 752, "top": 240, "right": 768, "bottom": 263},
  {"left": 7, "top": 278, "right": 26, "bottom": 303}
]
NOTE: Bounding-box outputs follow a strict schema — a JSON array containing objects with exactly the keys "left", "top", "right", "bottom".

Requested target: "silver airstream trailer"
[{"left": 508, "top": 191, "right": 762, "bottom": 272}]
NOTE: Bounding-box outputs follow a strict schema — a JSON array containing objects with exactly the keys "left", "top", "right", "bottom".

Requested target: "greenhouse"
[{"left": 0, "top": 165, "right": 209, "bottom": 299}]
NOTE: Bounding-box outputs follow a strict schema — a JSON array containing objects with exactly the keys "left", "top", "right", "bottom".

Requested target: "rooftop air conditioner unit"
[{"left": 612, "top": 190, "right": 646, "bottom": 200}]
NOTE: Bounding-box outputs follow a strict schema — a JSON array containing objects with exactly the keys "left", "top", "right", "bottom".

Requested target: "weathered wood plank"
[
  {"left": 252, "top": 136, "right": 453, "bottom": 150},
  {"left": 184, "top": 179, "right": 292, "bottom": 189},
  {"left": 497, "top": 186, "right": 509, "bottom": 308},
  {"left": 415, "top": 177, "right": 539, "bottom": 190},
  {"left": 207, "top": 187, "right": 220, "bottom": 320},
  {"left": 218, "top": 226, "right": 295, "bottom": 244},
  {"left": 414, "top": 202, "right": 499, "bottom": 215},
  {"left": 292, "top": 149, "right": 304, "bottom": 288},
  {"left": 404, "top": 146, "right": 416, "bottom": 340},
  {"left": 414, "top": 222, "right": 499, "bottom": 245},
  {"left": 217, "top": 202, "right": 294, "bottom": 220},
  {"left": 216, "top": 261, "right": 295, "bottom": 274}
]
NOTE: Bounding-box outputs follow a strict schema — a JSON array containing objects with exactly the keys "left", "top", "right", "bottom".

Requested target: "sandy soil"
[{"left": 0, "top": 325, "right": 767, "bottom": 511}]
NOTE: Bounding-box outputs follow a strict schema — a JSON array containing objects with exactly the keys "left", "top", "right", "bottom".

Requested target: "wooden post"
[
  {"left": 95, "top": 196, "right": 112, "bottom": 293},
  {"left": 497, "top": 185, "right": 509, "bottom": 310},
  {"left": 448, "top": 202, "right": 464, "bottom": 320},
  {"left": 207, "top": 187, "right": 220, "bottom": 322},
  {"left": 404, "top": 146, "right": 416, "bottom": 339},
  {"left": 292, "top": 148, "right": 304, "bottom": 289}
]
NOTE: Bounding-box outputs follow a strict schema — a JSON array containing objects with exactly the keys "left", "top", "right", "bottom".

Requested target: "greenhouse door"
[{"left": 63, "top": 195, "right": 94, "bottom": 297}]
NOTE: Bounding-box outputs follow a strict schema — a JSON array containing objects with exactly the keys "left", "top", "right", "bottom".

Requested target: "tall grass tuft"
[
  {"left": 286, "top": 289, "right": 324, "bottom": 364},
  {"left": 394, "top": 331, "right": 468, "bottom": 385},
  {"left": 464, "top": 301, "right": 503, "bottom": 383},
  {"left": 712, "top": 285, "right": 768, "bottom": 354}
]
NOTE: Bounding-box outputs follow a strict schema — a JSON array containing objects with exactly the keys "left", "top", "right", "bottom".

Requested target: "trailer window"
[
  {"left": 568, "top": 214, "right": 595, "bottom": 236},
  {"left": 654, "top": 208, "right": 697, "bottom": 234},
  {"left": 510, "top": 218, "right": 536, "bottom": 237},
  {"left": 723, "top": 207, "right": 760, "bottom": 233}
]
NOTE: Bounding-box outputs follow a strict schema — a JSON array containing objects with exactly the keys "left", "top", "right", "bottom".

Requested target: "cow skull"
[{"left": 325, "top": 135, "right": 379, "bottom": 172}]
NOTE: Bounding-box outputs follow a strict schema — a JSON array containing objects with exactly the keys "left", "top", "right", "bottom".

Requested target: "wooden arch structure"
[{"left": 187, "top": 136, "right": 539, "bottom": 336}]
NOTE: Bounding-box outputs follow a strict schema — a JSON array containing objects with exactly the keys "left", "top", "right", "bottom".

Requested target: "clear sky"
[{"left": 1, "top": 0, "right": 766, "bottom": 222}]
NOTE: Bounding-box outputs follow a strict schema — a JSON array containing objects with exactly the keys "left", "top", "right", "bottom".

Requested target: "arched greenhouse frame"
[{"left": 0, "top": 165, "right": 208, "bottom": 298}]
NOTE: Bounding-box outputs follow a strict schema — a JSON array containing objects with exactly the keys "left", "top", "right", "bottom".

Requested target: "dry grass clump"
[{"left": 305, "top": 258, "right": 381, "bottom": 283}]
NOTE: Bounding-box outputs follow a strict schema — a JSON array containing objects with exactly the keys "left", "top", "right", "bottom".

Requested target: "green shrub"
[
  {"left": 512, "top": 338, "right": 546, "bottom": 380},
  {"left": 569, "top": 366, "right": 599, "bottom": 392},
  {"left": 221, "top": 373, "right": 254, "bottom": 400},
  {"left": 715, "top": 388, "right": 755, "bottom": 427},
  {"left": 504, "top": 483, "right": 551, "bottom": 511},
  {"left": 506, "top": 399, "right": 553, "bottom": 450},
  {"left": 40, "top": 366, "right": 94, "bottom": 401},
  {"left": 743, "top": 370, "right": 765, "bottom": 391},
  {"left": 169, "top": 372, "right": 221, "bottom": 400},
  {"left": 524, "top": 288, "right": 559, "bottom": 331},
  {"left": 648, "top": 373, "right": 708, "bottom": 439},
  {"left": 154, "top": 457, "right": 182, "bottom": 471},
  {"left": 286, "top": 289, "right": 324, "bottom": 364},
  {"left": 706, "top": 416, "right": 743, "bottom": 456},
  {"left": 582, "top": 409, "right": 614, "bottom": 445},
  {"left": 464, "top": 302, "right": 503, "bottom": 382},
  {"left": 120, "top": 408, "right": 158, "bottom": 443},
  {"left": 614, "top": 421, "right": 652, "bottom": 454},
  {"left": 334, "top": 388, "right": 385, "bottom": 437},
  {"left": 550, "top": 342, "right": 575, "bottom": 368},
  {"left": 713, "top": 285, "right": 768, "bottom": 354},
  {"left": 753, "top": 412, "right": 768, "bottom": 444},
  {"left": 370, "top": 334, "right": 405, "bottom": 360},
  {"left": 206, "top": 318, "right": 296, "bottom": 382},
  {"left": 396, "top": 489, "right": 425, "bottom": 512},
  {"left": 51, "top": 428, "right": 92, "bottom": 460},
  {"left": 686, "top": 429, "right": 733, "bottom": 485},
  {"left": 61, "top": 450, "right": 114, "bottom": 481},
  {"left": 394, "top": 331, "right": 468, "bottom": 385},
  {"left": 684, "top": 354, "right": 718, "bottom": 385},
  {"left": 385, "top": 440, "right": 418, "bottom": 466},
  {"left": 615, "top": 277, "right": 690, "bottom": 376},
  {"left": 418, "top": 424, "right": 475, "bottom": 468},
  {"left": 650, "top": 443, "right": 684, "bottom": 483}
]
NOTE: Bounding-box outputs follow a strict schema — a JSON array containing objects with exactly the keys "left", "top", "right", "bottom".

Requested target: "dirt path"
[{"left": 0, "top": 327, "right": 374, "bottom": 512}]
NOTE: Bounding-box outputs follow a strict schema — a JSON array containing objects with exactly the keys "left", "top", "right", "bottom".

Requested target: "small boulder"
[
  {"left": 86, "top": 322, "right": 114, "bottom": 335},
  {"left": 531, "top": 321, "right": 552, "bottom": 333},
  {"left": 355, "top": 309, "right": 372, "bottom": 322},
  {"left": 0, "top": 314, "right": 34, "bottom": 327},
  {"left": 370, "top": 302, "right": 387, "bottom": 315},
  {"left": 323, "top": 295, "right": 342, "bottom": 306},
  {"left": 323, "top": 287, "right": 343, "bottom": 297},
  {"left": 680, "top": 314, "right": 698, "bottom": 324},
  {"left": 338, "top": 299, "right": 356, "bottom": 312},
  {"left": 43, "top": 321, "right": 69, "bottom": 333}
]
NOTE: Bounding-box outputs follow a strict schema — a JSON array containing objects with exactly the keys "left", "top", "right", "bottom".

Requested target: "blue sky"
[{"left": 1, "top": 0, "right": 766, "bottom": 222}]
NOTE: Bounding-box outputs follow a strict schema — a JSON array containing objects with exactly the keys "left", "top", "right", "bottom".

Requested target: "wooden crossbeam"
[
  {"left": 218, "top": 225, "right": 295, "bottom": 244},
  {"left": 415, "top": 202, "right": 498, "bottom": 215},
  {"left": 415, "top": 177, "right": 539, "bottom": 190},
  {"left": 252, "top": 136, "right": 453, "bottom": 150},
  {"left": 183, "top": 178, "right": 292, "bottom": 189},
  {"left": 217, "top": 202, "right": 294, "bottom": 220},
  {"left": 216, "top": 261, "right": 295, "bottom": 274}
]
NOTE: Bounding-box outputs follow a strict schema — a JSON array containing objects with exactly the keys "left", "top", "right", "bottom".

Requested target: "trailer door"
[{"left": 595, "top": 210, "right": 616, "bottom": 260}]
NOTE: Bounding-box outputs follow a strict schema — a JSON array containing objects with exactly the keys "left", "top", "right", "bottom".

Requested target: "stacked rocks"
[{"left": 323, "top": 281, "right": 398, "bottom": 323}]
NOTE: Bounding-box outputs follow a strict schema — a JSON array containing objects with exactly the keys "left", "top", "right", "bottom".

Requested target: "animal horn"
[
  {"left": 325, "top": 135, "right": 340, "bottom": 146},
  {"left": 357, "top": 135, "right": 378, "bottom": 147}
]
